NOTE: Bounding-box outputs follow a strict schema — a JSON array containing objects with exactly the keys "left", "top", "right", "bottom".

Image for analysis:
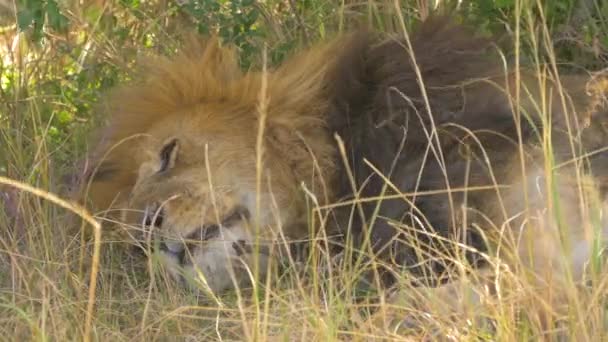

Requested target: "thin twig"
[{"left": 288, "top": 0, "right": 310, "bottom": 45}]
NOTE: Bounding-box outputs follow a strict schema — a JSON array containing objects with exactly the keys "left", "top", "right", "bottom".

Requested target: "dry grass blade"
[{"left": 0, "top": 176, "right": 101, "bottom": 342}]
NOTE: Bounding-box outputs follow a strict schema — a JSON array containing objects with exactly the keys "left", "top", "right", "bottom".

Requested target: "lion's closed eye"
[
  {"left": 186, "top": 224, "right": 221, "bottom": 242},
  {"left": 221, "top": 206, "right": 250, "bottom": 226},
  {"left": 183, "top": 206, "right": 251, "bottom": 242}
]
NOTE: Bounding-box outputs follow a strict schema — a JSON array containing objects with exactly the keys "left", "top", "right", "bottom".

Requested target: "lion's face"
[{"left": 124, "top": 106, "right": 278, "bottom": 293}]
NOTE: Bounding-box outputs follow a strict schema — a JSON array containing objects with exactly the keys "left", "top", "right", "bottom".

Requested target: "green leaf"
[
  {"left": 47, "top": 0, "right": 69, "bottom": 32},
  {"left": 16, "top": 9, "right": 34, "bottom": 31},
  {"left": 56, "top": 110, "right": 73, "bottom": 125},
  {"left": 84, "top": 2, "right": 103, "bottom": 25}
]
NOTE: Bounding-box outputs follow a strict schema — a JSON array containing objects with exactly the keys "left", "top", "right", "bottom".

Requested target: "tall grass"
[{"left": 1, "top": 0, "right": 608, "bottom": 340}]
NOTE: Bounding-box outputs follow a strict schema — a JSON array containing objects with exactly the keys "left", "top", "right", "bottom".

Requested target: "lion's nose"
[{"left": 144, "top": 206, "right": 164, "bottom": 228}]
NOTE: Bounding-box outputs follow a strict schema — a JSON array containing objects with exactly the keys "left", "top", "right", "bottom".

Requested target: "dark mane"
[{"left": 324, "top": 16, "right": 603, "bottom": 284}]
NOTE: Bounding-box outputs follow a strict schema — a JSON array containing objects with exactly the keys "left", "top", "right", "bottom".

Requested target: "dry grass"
[{"left": 1, "top": 0, "right": 608, "bottom": 341}]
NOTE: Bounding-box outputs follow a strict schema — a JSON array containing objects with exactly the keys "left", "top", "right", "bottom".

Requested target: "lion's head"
[{"left": 80, "top": 36, "right": 347, "bottom": 293}]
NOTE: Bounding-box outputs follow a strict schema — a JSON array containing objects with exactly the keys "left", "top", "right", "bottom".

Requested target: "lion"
[{"left": 79, "top": 16, "right": 608, "bottom": 299}]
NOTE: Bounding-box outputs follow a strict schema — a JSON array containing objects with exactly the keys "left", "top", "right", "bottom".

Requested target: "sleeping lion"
[{"left": 79, "top": 16, "right": 608, "bottom": 295}]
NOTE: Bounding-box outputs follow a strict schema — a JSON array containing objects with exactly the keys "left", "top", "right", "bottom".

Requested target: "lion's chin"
[{"left": 158, "top": 225, "right": 271, "bottom": 294}]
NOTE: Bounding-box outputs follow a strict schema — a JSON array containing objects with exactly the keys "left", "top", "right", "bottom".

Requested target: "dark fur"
[{"left": 326, "top": 17, "right": 608, "bottom": 284}]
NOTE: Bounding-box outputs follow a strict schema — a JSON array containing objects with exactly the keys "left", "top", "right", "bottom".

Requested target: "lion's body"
[{"left": 81, "top": 17, "right": 608, "bottom": 294}]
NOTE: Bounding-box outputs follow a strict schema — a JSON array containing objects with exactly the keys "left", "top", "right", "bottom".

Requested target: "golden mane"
[{"left": 80, "top": 34, "right": 354, "bottom": 217}]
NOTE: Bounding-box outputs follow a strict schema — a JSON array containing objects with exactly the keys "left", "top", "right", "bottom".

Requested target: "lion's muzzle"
[{"left": 142, "top": 203, "right": 268, "bottom": 293}]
